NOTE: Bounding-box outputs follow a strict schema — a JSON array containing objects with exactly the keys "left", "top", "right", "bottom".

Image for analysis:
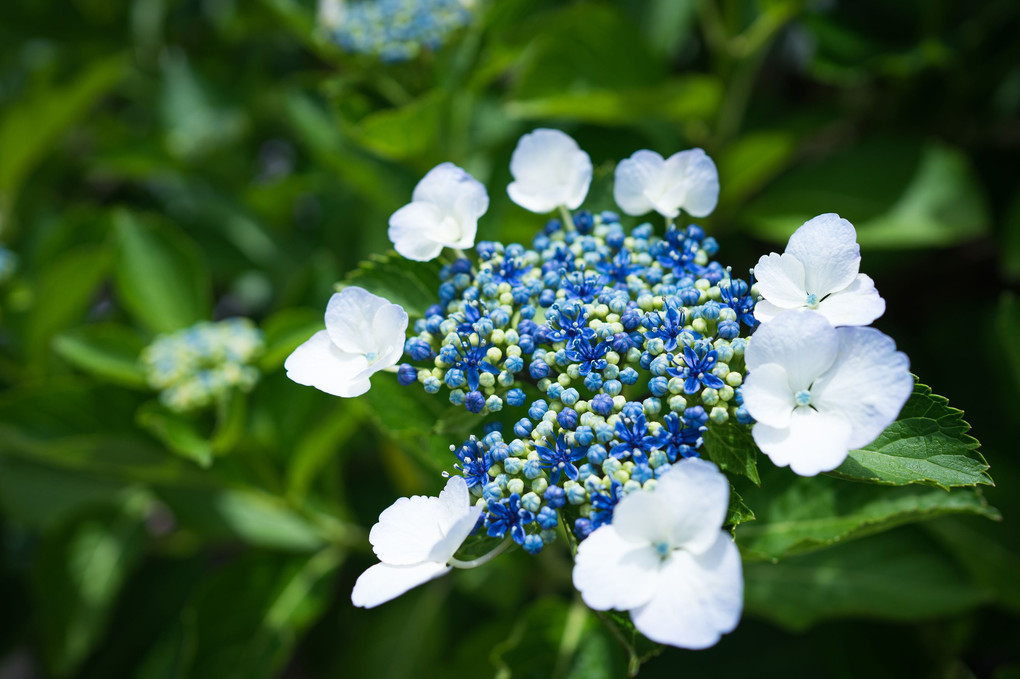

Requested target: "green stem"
[{"left": 558, "top": 205, "right": 574, "bottom": 230}]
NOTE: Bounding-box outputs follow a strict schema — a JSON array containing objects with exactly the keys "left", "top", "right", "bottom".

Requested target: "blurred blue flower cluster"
[{"left": 320, "top": 0, "right": 473, "bottom": 62}]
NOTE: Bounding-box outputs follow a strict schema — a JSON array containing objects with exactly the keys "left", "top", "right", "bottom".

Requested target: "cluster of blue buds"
[
  {"left": 400, "top": 211, "right": 760, "bottom": 552},
  {"left": 319, "top": 0, "right": 473, "bottom": 62},
  {"left": 141, "top": 318, "right": 265, "bottom": 412}
]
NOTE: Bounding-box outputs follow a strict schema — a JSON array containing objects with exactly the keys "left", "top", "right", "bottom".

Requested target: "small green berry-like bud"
[
  {"left": 710, "top": 406, "right": 729, "bottom": 424},
  {"left": 507, "top": 478, "right": 525, "bottom": 496},
  {"left": 668, "top": 395, "right": 688, "bottom": 412},
  {"left": 726, "top": 371, "right": 743, "bottom": 387},
  {"left": 531, "top": 477, "right": 549, "bottom": 494},
  {"left": 718, "top": 385, "right": 735, "bottom": 402},
  {"left": 702, "top": 388, "right": 719, "bottom": 406},
  {"left": 521, "top": 492, "right": 541, "bottom": 513}
]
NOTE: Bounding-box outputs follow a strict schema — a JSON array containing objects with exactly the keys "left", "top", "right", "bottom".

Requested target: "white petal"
[
  {"left": 350, "top": 561, "right": 450, "bottom": 608},
  {"left": 661, "top": 148, "right": 719, "bottom": 218},
  {"left": 654, "top": 458, "right": 731, "bottom": 555},
  {"left": 745, "top": 310, "right": 837, "bottom": 392},
  {"left": 429, "top": 477, "right": 484, "bottom": 562},
  {"left": 413, "top": 162, "right": 488, "bottom": 220},
  {"left": 811, "top": 327, "right": 913, "bottom": 449},
  {"left": 572, "top": 525, "right": 661, "bottom": 611},
  {"left": 370, "top": 302, "right": 409, "bottom": 368},
  {"left": 814, "top": 273, "right": 886, "bottom": 326},
  {"left": 325, "top": 287, "right": 389, "bottom": 354},
  {"left": 388, "top": 202, "right": 447, "bottom": 262},
  {"left": 750, "top": 299, "right": 783, "bottom": 324},
  {"left": 508, "top": 129, "right": 592, "bottom": 213},
  {"left": 613, "top": 150, "right": 663, "bottom": 216},
  {"left": 785, "top": 213, "right": 860, "bottom": 298},
  {"left": 740, "top": 363, "right": 795, "bottom": 429},
  {"left": 753, "top": 252, "right": 808, "bottom": 310},
  {"left": 369, "top": 494, "right": 448, "bottom": 565},
  {"left": 753, "top": 406, "right": 853, "bottom": 476},
  {"left": 612, "top": 490, "right": 674, "bottom": 546},
  {"left": 630, "top": 532, "right": 743, "bottom": 649},
  {"left": 284, "top": 330, "right": 372, "bottom": 398}
]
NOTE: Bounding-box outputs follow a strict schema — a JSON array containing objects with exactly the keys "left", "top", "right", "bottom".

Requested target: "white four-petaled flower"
[
  {"left": 507, "top": 129, "right": 592, "bottom": 213},
  {"left": 753, "top": 213, "right": 885, "bottom": 326},
  {"left": 388, "top": 162, "right": 489, "bottom": 262},
  {"left": 284, "top": 286, "right": 407, "bottom": 397},
  {"left": 742, "top": 309, "right": 913, "bottom": 476},
  {"left": 613, "top": 148, "right": 720, "bottom": 219},
  {"left": 351, "top": 476, "right": 482, "bottom": 608},
  {"left": 572, "top": 459, "right": 743, "bottom": 650}
]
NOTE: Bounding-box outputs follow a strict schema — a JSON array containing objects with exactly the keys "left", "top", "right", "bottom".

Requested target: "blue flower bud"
[
  {"left": 523, "top": 459, "right": 543, "bottom": 479},
  {"left": 680, "top": 287, "right": 701, "bottom": 305},
  {"left": 587, "top": 443, "right": 608, "bottom": 466},
  {"left": 735, "top": 406, "right": 754, "bottom": 425},
  {"left": 603, "top": 379, "right": 622, "bottom": 396},
  {"left": 648, "top": 376, "right": 668, "bottom": 397},
  {"left": 685, "top": 405, "right": 709, "bottom": 427},
  {"left": 619, "top": 367, "right": 639, "bottom": 385},
  {"left": 718, "top": 319, "right": 740, "bottom": 339},
  {"left": 566, "top": 485, "right": 587, "bottom": 505},
  {"left": 513, "top": 418, "right": 532, "bottom": 437},
  {"left": 483, "top": 482, "right": 502, "bottom": 502},
  {"left": 537, "top": 506, "right": 558, "bottom": 530},
  {"left": 522, "top": 534, "right": 544, "bottom": 554},
  {"left": 466, "top": 390, "right": 486, "bottom": 413},
  {"left": 528, "top": 399, "right": 548, "bottom": 420},
  {"left": 574, "top": 426, "right": 595, "bottom": 446},
  {"left": 632, "top": 463, "right": 654, "bottom": 484},
  {"left": 490, "top": 442, "right": 510, "bottom": 463},
  {"left": 397, "top": 363, "right": 417, "bottom": 385},
  {"left": 574, "top": 518, "right": 593, "bottom": 540},
  {"left": 486, "top": 395, "right": 503, "bottom": 412},
  {"left": 529, "top": 359, "right": 550, "bottom": 379},
  {"left": 444, "top": 368, "right": 466, "bottom": 388},
  {"left": 544, "top": 485, "right": 566, "bottom": 509},
  {"left": 558, "top": 408, "right": 578, "bottom": 430},
  {"left": 405, "top": 338, "right": 433, "bottom": 361},
  {"left": 506, "top": 388, "right": 526, "bottom": 407},
  {"left": 560, "top": 388, "right": 579, "bottom": 406},
  {"left": 546, "top": 383, "right": 564, "bottom": 400},
  {"left": 583, "top": 372, "right": 604, "bottom": 392},
  {"left": 423, "top": 376, "right": 441, "bottom": 394}
]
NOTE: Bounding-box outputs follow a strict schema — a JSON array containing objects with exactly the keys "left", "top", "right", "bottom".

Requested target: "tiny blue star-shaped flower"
[
  {"left": 609, "top": 411, "right": 661, "bottom": 464},
  {"left": 454, "top": 437, "right": 491, "bottom": 488},
  {"left": 535, "top": 434, "right": 589, "bottom": 484},
  {"left": 656, "top": 412, "right": 705, "bottom": 462},
  {"left": 560, "top": 270, "right": 602, "bottom": 303},
  {"left": 451, "top": 337, "right": 499, "bottom": 391},
  {"left": 485, "top": 493, "right": 535, "bottom": 544},
  {"left": 651, "top": 226, "right": 705, "bottom": 278},
  {"left": 643, "top": 301, "right": 686, "bottom": 351},
  {"left": 720, "top": 275, "right": 759, "bottom": 329},
  {"left": 565, "top": 337, "right": 610, "bottom": 376},
  {"left": 589, "top": 480, "right": 624, "bottom": 530},
  {"left": 667, "top": 344, "right": 726, "bottom": 395},
  {"left": 545, "top": 304, "right": 596, "bottom": 345},
  {"left": 596, "top": 250, "right": 641, "bottom": 289}
]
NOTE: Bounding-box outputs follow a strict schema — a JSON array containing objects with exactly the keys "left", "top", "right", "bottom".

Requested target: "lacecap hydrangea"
[{"left": 287, "top": 129, "right": 912, "bottom": 650}]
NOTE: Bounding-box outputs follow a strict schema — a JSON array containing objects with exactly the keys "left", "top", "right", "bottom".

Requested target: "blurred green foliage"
[{"left": 1, "top": 0, "right": 1019, "bottom": 676}]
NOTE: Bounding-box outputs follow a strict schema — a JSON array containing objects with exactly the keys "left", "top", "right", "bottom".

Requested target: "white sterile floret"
[
  {"left": 388, "top": 162, "right": 489, "bottom": 262},
  {"left": 613, "top": 148, "right": 719, "bottom": 219},
  {"left": 742, "top": 309, "right": 913, "bottom": 476},
  {"left": 507, "top": 129, "right": 592, "bottom": 213},
  {"left": 753, "top": 213, "right": 886, "bottom": 326},
  {"left": 352, "top": 476, "right": 482, "bottom": 608},
  {"left": 285, "top": 286, "right": 407, "bottom": 398},
  {"left": 572, "top": 459, "right": 743, "bottom": 649}
]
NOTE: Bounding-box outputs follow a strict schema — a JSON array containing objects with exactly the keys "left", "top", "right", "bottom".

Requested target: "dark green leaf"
[
  {"left": 52, "top": 324, "right": 148, "bottom": 389},
  {"left": 137, "top": 401, "right": 214, "bottom": 468},
  {"left": 924, "top": 516, "right": 1020, "bottom": 614},
  {"left": 342, "top": 251, "right": 443, "bottom": 318},
  {"left": 830, "top": 382, "right": 991, "bottom": 489},
  {"left": 997, "top": 292, "right": 1020, "bottom": 394},
  {"left": 744, "top": 528, "right": 990, "bottom": 630},
  {"left": 112, "top": 210, "right": 211, "bottom": 334},
  {"left": 355, "top": 92, "right": 443, "bottom": 160},
  {"left": 701, "top": 419, "right": 761, "bottom": 485},
  {"left": 259, "top": 308, "right": 324, "bottom": 372},
  {"left": 0, "top": 457, "right": 128, "bottom": 531},
  {"left": 736, "top": 471, "right": 999, "bottom": 561},
  {"left": 33, "top": 494, "right": 151, "bottom": 677},
  {"left": 718, "top": 130, "right": 798, "bottom": 205},
  {"left": 725, "top": 486, "right": 755, "bottom": 530}
]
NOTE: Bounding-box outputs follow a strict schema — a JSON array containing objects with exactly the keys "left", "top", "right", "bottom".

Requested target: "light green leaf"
[
  {"left": 507, "top": 77, "right": 722, "bottom": 126},
  {"left": 258, "top": 307, "right": 324, "bottom": 372},
  {"left": 830, "top": 382, "right": 990, "bottom": 489},
  {"left": 736, "top": 472, "right": 999, "bottom": 561},
  {"left": 701, "top": 419, "right": 761, "bottom": 485},
  {"left": 112, "top": 209, "right": 211, "bottom": 334},
  {"left": 342, "top": 251, "right": 443, "bottom": 318},
  {"left": 744, "top": 141, "right": 989, "bottom": 249},
  {"left": 744, "top": 528, "right": 990, "bottom": 630},
  {"left": 52, "top": 324, "right": 149, "bottom": 389},
  {"left": 137, "top": 401, "right": 214, "bottom": 468},
  {"left": 160, "top": 52, "right": 246, "bottom": 160},
  {"left": 157, "top": 486, "right": 326, "bottom": 552},
  {"left": 33, "top": 494, "right": 151, "bottom": 677},
  {"left": 0, "top": 55, "right": 125, "bottom": 221},
  {"left": 718, "top": 130, "right": 798, "bottom": 205},
  {"left": 355, "top": 92, "right": 443, "bottom": 160}
]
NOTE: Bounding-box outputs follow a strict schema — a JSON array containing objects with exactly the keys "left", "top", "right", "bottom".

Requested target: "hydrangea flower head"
[
  {"left": 613, "top": 149, "right": 719, "bottom": 219},
  {"left": 507, "top": 129, "right": 592, "bottom": 213},
  {"left": 320, "top": 0, "right": 473, "bottom": 62},
  {"left": 572, "top": 458, "right": 743, "bottom": 649},
  {"left": 285, "top": 286, "right": 408, "bottom": 397},
  {"left": 753, "top": 213, "right": 885, "bottom": 326},
  {"left": 741, "top": 309, "right": 913, "bottom": 476},
  {"left": 388, "top": 162, "right": 488, "bottom": 261},
  {"left": 352, "top": 476, "right": 482, "bottom": 607}
]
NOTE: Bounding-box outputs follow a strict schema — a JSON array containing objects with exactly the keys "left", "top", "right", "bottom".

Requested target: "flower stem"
[
  {"left": 448, "top": 537, "right": 512, "bottom": 569},
  {"left": 453, "top": 248, "right": 469, "bottom": 260},
  {"left": 558, "top": 205, "right": 574, "bottom": 230}
]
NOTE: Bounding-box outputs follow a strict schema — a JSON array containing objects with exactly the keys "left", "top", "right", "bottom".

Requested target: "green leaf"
[
  {"left": 156, "top": 486, "right": 326, "bottom": 552},
  {"left": 33, "top": 494, "right": 151, "bottom": 677},
  {"left": 160, "top": 52, "right": 246, "bottom": 160},
  {"left": 725, "top": 487, "right": 755, "bottom": 530},
  {"left": 0, "top": 55, "right": 126, "bottom": 220},
  {"left": 25, "top": 246, "right": 112, "bottom": 369},
  {"left": 354, "top": 92, "right": 443, "bottom": 160},
  {"left": 342, "top": 251, "right": 443, "bottom": 318},
  {"left": 258, "top": 307, "right": 324, "bottom": 372},
  {"left": 736, "top": 471, "right": 999, "bottom": 561},
  {"left": 507, "top": 77, "right": 722, "bottom": 126},
  {"left": 744, "top": 528, "right": 990, "bottom": 630},
  {"left": 718, "top": 130, "right": 798, "bottom": 205},
  {"left": 0, "top": 457, "right": 128, "bottom": 531},
  {"left": 830, "top": 382, "right": 991, "bottom": 489},
  {"left": 136, "top": 401, "right": 214, "bottom": 468},
  {"left": 744, "top": 141, "right": 989, "bottom": 249},
  {"left": 997, "top": 292, "right": 1020, "bottom": 394},
  {"left": 596, "top": 611, "right": 664, "bottom": 677},
  {"left": 52, "top": 324, "right": 149, "bottom": 389},
  {"left": 701, "top": 419, "right": 761, "bottom": 485},
  {"left": 112, "top": 209, "right": 212, "bottom": 334},
  {"left": 286, "top": 403, "right": 360, "bottom": 503},
  {"left": 924, "top": 516, "right": 1020, "bottom": 614}
]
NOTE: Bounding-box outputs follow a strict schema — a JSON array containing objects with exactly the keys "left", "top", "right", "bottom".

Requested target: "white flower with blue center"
[
  {"left": 753, "top": 213, "right": 886, "bottom": 326},
  {"left": 285, "top": 286, "right": 408, "bottom": 397},
  {"left": 352, "top": 475, "right": 483, "bottom": 608},
  {"left": 507, "top": 129, "right": 592, "bottom": 214},
  {"left": 613, "top": 148, "right": 720, "bottom": 219},
  {"left": 388, "top": 162, "right": 489, "bottom": 262},
  {"left": 572, "top": 458, "right": 743, "bottom": 650},
  {"left": 742, "top": 309, "right": 913, "bottom": 476}
]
